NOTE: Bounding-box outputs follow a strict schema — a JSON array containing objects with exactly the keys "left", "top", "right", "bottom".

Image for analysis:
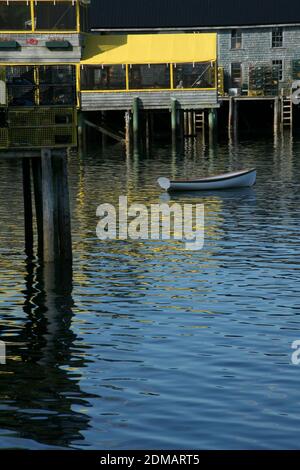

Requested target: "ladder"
[
  {"left": 195, "top": 111, "right": 205, "bottom": 133},
  {"left": 281, "top": 95, "right": 293, "bottom": 128}
]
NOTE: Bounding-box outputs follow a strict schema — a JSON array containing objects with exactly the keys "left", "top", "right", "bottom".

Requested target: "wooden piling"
[
  {"left": 22, "top": 158, "right": 34, "bottom": 258},
  {"left": 101, "top": 111, "right": 108, "bottom": 147},
  {"left": 53, "top": 153, "right": 72, "bottom": 263},
  {"left": 133, "top": 97, "right": 139, "bottom": 137},
  {"left": 144, "top": 111, "right": 149, "bottom": 150},
  {"left": 188, "top": 111, "right": 193, "bottom": 137},
  {"left": 32, "top": 157, "right": 44, "bottom": 258},
  {"left": 77, "top": 112, "right": 86, "bottom": 150},
  {"left": 41, "top": 149, "right": 55, "bottom": 263},
  {"left": 233, "top": 99, "right": 239, "bottom": 138},
  {"left": 274, "top": 97, "right": 279, "bottom": 135},
  {"left": 228, "top": 97, "right": 233, "bottom": 134},
  {"left": 171, "top": 98, "right": 177, "bottom": 137},
  {"left": 125, "top": 111, "right": 131, "bottom": 145}
]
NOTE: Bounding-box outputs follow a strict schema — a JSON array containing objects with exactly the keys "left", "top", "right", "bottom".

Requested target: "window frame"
[
  {"left": 128, "top": 63, "right": 171, "bottom": 91},
  {"left": 272, "top": 59, "right": 284, "bottom": 81},
  {"left": 231, "top": 62, "right": 243, "bottom": 87},
  {"left": 231, "top": 29, "right": 242, "bottom": 50},
  {"left": 0, "top": 1, "right": 32, "bottom": 31},
  {"left": 80, "top": 65, "right": 127, "bottom": 91},
  {"left": 0, "top": 0, "right": 80, "bottom": 33},
  {"left": 271, "top": 27, "right": 284, "bottom": 49}
]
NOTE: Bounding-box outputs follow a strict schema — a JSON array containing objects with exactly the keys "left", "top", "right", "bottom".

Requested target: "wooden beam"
[
  {"left": 22, "top": 158, "right": 34, "bottom": 259},
  {"left": 53, "top": 153, "right": 73, "bottom": 263},
  {"left": 32, "top": 157, "right": 44, "bottom": 259},
  {"left": 41, "top": 149, "right": 55, "bottom": 263},
  {"left": 84, "top": 118, "right": 125, "bottom": 143}
]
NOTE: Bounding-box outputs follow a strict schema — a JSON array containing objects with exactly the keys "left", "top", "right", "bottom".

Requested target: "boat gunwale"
[{"left": 169, "top": 168, "right": 256, "bottom": 184}]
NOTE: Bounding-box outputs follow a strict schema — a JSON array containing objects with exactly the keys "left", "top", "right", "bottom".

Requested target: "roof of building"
[
  {"left": 89, "top": 0, "right": 300, "bottom": 30},
  {"left": 81, "top": 33, "right": 217, "bottom": 64}
]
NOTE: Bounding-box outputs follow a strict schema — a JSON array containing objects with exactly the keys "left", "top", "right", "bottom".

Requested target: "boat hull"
[{"left": 158, "top": 169, "right": 257, "bottom": 192}]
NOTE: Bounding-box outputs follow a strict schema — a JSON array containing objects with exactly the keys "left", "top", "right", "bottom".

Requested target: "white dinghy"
[{"left": 158, "top": 169, "right": 257, "bottom": 192}]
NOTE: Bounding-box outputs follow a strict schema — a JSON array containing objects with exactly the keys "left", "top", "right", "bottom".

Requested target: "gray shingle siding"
[{"left": 218, "top": 26, "right": 300, "bottom": 89}]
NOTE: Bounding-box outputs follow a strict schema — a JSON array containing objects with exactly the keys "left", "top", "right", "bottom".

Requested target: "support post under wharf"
[
  {"left": 20, "top": 149, "right": 73, "bottom": 264},
  {"left": 22, "top": 158, "right": 34, "bottom": 259}
]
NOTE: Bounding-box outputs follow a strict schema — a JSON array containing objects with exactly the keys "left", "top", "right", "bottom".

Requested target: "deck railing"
[{"left": 80, "top": 62, "right": 217, "bottom": 93}]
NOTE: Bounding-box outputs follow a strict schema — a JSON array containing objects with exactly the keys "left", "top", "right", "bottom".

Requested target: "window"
[
  {"left": 231, "top": 63, "right": 242, "bottom": 86},
  {"left": 129, "top": 64, "right": 170, "bottom": 90},
  {"left": 39, "top": 66, "right": 76, "bottom": 105},
  {"left": 272, "top": 60, "right": 283, "bottom": 81},
  {"left": 231, "top": 30, "right": 242, "bottom": 49},
  {"left": 35, "top": 1, "right": 77, "bottom": 31},
  {"left": 0, "top": 2, "right": 31, "bottom": 31},
  {"left": 5, "top": 65, "right": 76, "bottom": 106},
  {"left": 6, "top": 66, "right": 36, "bottom": 106},
  {"left": 173, "top": 62, "right": 216, "bottom": 89},
  {"left": 272, "top": 28, "right": 283, "bottom": 48},
  {"left": 81, "top": 65, "right": 126, "bottom": 91}
]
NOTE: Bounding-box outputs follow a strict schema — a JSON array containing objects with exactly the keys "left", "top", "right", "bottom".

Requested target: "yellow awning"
[{"left": 81, "top": 33, "right": 217, "bottom": 65}]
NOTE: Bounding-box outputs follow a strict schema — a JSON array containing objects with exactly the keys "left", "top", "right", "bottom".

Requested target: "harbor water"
[{"left": 0, "top": 135, "right": 300, "bottom": 449}]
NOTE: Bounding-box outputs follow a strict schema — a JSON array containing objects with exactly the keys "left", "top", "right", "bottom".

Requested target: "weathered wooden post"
[
  {"left": 188, "top": 111, "right": 193, "bottom": 137},
  {"left": 77, "top": 111, "right": 86, "bottom": 150},
  {"left": 133, "top": 97, "right": 139, "bottom": 137},
  {"left": 52, "top": 153, "right": 72, "bottom": 263},
  {"left": 101, "top": 111, "right": 108, "bottom": 148},
  {"left": 228, "top": 97, "right": 233, "bottom": 135},
  {"left": 145, "top": 111, "right": 151, "bottom": 151},
  {"left": 233, "top": 99, "right": 239, "bottom": 139},
  {"left": 132, "top": 97, "right": 140, "bottom": 151},
  {"left": 39, "top": 149, "right": 72, "bottom": 264},
  {"left": 32, "top": 157, "right": 44, "bottom": 259},
  {"left": 209, "top": 109, "right": 217, "bottom": 132},
  {"left": 171, "top": 98, "right": 178, "bottom": 138},
  {"left": 125, "top": 110, "right": 131, "bottom": 144},
  {"left": 274, "top": 97, "right": 279, "bottom": 135},
  {"left": 22, "top": 158, "right": 34, "bottom": 258},
  {"left": 41, "top": 149, "right": 56, "bottom": 263}
]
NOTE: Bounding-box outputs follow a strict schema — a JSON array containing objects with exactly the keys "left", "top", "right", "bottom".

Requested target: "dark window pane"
[
  {"left": 8, "top": 86, "right": 35, "bottom": 106},
  {"left": 35, "top": 1, "right": 76, "bottom": 31},
  {"left": 0, "top": 2, "right": 31, "bottom": 30},
  {"left": 272, "top": 28, "right": 283, "bottom": 48},
  {"left": 6, "top": 66, "right": 35, "bottom": 106},
  {"left": 6, "top": 66, "right": 35, "bottom": 85},
  {"left": 81, "top": 65, "right": 126, "bottom": 90},
  {"left": 173, "top": 62, "right": 216, "bottom": 89},
  {"left": 272, "top": 60, "right": 283, "bottom": 81},
  {"left": 231, "top": 30, "right": 242, "bottom": 49},
  {"left": 39, "top": 65, "right": 76, "bottom": 105},
  {"left": 39, "top": 65, "right": 75, "bottom": 85},
  {"left": 129, "top": 64, "right": 170, "bottom": 89},
  {"left": 40, "top": 85, "right": 76, "bottom": 105},
  {"left": 231, "top": 63, "right": 242, "bottom": 86}
]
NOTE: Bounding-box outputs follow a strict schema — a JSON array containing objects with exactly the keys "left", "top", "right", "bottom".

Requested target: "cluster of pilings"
[
  {"left": 21, "top": 149, "right": 72, "bottom": 264},
  {"left": 78, "top": 100, "right": 219, "bottom": 150}
]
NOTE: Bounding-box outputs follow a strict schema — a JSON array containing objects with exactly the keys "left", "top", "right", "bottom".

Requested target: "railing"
[
  {"left": 0, "top": 0, "right": 81, "bottom": 33},
  {"left": 80, "top": 62, "right": 217, "bottom": 93},
  {"left": 1, "top": 65, "right": 77, "bottom": 107}
]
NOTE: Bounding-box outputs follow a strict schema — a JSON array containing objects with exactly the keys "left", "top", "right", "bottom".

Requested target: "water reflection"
[
  {"left": 0, "top": 261, "right": 92, "bottom": 449},
  {"left": 1, "top": 133, "right": 300, "bottom": 449}
]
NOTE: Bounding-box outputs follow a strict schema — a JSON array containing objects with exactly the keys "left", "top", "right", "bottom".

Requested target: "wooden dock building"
[
  {"left": 0, "top": 0, "right": 90, "bottom": 263},
  {"left": 1, "top": 0, "right": 300, "bottom": 262},
  {"left": 88, "top": 0, "right": 300, "bottom": 133}
]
